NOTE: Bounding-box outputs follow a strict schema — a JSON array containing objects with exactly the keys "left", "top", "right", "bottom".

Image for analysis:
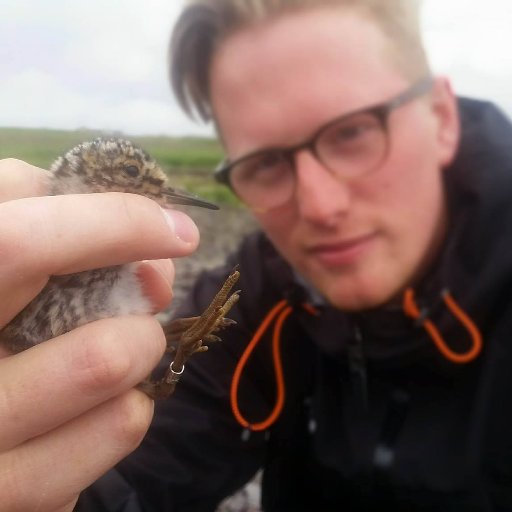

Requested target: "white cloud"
[
  {"left": 0, "top": 68, "right": 212, "bottom": 136},
  {"left": 1, "top": 69, "right": 89, "bottom": 128}
]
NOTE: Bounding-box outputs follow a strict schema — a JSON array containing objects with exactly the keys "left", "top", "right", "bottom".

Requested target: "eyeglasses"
[{"left": 214, "top": 76, "right": 434, "bottom": 212}]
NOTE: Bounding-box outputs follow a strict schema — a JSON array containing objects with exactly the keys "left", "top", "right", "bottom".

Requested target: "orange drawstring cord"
[
  {"left": 403, "top": 288, "right": 483, "bottom": 364},
  {"left": 231, "top": 289, "right": 482, "bottom": 431},
  {"left": 230, "top": 300, "right": 317, "bottom": 431}
]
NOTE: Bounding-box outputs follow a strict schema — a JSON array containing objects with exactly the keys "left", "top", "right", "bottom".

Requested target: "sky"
[{"left": 1, "top": 0, "right": 511, "bottom": 137}]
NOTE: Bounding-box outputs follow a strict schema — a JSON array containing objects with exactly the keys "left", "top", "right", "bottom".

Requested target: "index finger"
[{"left": 0, "top": 159, "right": 50, "bottom": 202}]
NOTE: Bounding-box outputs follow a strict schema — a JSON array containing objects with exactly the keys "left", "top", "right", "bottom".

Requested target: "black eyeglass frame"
[{"left": 214, "top": 75, "right": 434, "bottom": 196}]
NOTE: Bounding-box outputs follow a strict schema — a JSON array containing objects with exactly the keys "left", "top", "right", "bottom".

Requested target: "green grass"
[
  {"left": 0, "top": 127, "right": 224, "bottom": 170},
  {"left": 0, "top": 127, "right": 101, "bottom": 168},
  {"left": 0, "top": 127, "right": 239, "bottom": 205},
  {"left": 178, "top": 175, "right": 241, "bottom": 206},
  {"left": 134, "top": 135, "right": 224, "bottom": 172}
]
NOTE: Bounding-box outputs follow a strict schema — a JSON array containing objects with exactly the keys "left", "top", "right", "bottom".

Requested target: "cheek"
[
  {"left": 255, "top": 208, "right": 298, "bottom": 254},
  {"left": 370, "top": 121, "right": 443, "bottom": 214},
  {"left": 371, "top": 142, "right": 446, "bottom": 271},
  {"left": 359, "top": 121, "right": 446, "bottom": 252}
]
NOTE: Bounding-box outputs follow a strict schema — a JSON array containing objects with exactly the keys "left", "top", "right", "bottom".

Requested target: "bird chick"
[{"left": 0, "top": 138, "right": 239, "bottom": 398}]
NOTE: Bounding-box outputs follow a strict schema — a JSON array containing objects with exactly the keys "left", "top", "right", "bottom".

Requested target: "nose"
[{"left": 293, "top": 150, "right": 351, "bottom": 223}]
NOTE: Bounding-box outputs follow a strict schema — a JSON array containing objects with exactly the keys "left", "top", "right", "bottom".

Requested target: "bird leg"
[{"left": 138, "top": 267, "right": 240, "bottom": 399}]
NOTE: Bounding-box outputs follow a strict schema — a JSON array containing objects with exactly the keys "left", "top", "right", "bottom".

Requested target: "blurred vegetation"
[{"left": 0, "top": 127, "right": 240, "bottom": 205}]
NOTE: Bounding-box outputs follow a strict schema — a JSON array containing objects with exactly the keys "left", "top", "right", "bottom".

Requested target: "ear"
[{"left": 430, "top": 76, "right": 461, "bottom": 168}]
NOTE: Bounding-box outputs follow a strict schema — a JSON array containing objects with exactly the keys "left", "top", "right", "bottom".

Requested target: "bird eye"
[{"left": 124, "top": 165, "right": 139, "bottom": 177}]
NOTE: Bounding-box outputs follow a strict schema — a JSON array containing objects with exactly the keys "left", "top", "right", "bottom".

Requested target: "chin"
[
  {"left": 318, "top": 277, "right": 402, "bottom": 312},
  {"left": 327, "top": 293, "right": 387, "bottom": 312}
]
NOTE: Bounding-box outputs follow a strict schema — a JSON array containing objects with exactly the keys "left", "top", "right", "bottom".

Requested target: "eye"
[
  {"left": 234, "top": 152, "right": 289, "bottom": 187},
  {"left": 124, "top": 165, "right": 139, "bottom": 177}
]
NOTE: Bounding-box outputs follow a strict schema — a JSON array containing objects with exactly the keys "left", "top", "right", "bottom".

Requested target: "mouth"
[{"left": 306, "top": 232, "right": 377, "bottom": 267}]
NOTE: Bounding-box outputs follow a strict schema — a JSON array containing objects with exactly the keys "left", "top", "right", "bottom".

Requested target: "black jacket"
[{"left": 76, "top": 98, "right": 512, "bottom": 511}]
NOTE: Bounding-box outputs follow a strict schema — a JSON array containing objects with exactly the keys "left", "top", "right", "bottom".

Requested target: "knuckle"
[
  {"left": 0, "top": 159, "right": 50, "bottom": 202},
  {"left": 116, "top": 192, "right": 153, "bottom": 235},
  {"left": 0, "top": 158, "right": 26, "bottom": 172},
  {"left": 0, "top": 199, "right": 53, "bottom": 277},
  {"left": 0, "top": 215, "right": 32, "bottom": 270},
  {"left": 114, "top": 192, "right": 169, "bottom": 247},
  {"left": 142, "top": 316, "right": 167, "bottom": 357},
  {"left": 98, "top": 193, "right": 160, "bottom": 256},
  {"left": 71, "top": 323, "right": 133, "bottom": 396},
  {"left": 69, "top": 317, "right": 166, "bottom": 397},
  {"left": 109, "top": 391, "right": 153, "bottom": 450}
]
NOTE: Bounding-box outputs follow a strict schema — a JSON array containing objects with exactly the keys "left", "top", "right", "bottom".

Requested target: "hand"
[{"left": 0, "top": 158, "right": 200, "bottom": 511}]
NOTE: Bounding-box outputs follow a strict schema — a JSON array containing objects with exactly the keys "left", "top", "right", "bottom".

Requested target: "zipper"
[{"left": 347, "top": 323, "right": 369, "bottom": 413}]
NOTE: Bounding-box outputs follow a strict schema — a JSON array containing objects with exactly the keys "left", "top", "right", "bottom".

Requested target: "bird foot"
[{"left": 138, "top": 267, "right": 240, "bottom": 399}]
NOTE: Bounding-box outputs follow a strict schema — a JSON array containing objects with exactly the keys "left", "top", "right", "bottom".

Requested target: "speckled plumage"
[
  {"left": 49, "top": 138, "right": 218, "bottom": 207},
  {"left": 0, "top": 138, "right": 239, "bottom": 397}
]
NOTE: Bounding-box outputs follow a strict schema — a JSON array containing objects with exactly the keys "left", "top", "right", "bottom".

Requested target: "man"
[
  {"left": 4, "top": 0, "right": 512, "bottom": 510},
  {"left": 79, "top": 0, "right": 512, "bottom": 509}
]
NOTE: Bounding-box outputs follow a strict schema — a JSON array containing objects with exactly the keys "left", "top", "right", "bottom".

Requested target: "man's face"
[{"left": 210, "top": 7, "right": 459, "bottom": 310}]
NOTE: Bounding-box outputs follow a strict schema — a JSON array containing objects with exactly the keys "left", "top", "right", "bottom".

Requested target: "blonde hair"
[{"left": 170, "top": 0, "right": 429, "bottom": 121}]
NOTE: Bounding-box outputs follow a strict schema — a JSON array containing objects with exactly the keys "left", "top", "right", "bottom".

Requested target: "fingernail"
[{"left": 161, "top": 208, "right": 198, "bottom": 244}]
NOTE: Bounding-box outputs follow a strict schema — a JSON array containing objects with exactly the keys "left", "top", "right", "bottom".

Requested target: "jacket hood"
[{"left": 422, "top": 98, "right": 512, "bottom": 358}]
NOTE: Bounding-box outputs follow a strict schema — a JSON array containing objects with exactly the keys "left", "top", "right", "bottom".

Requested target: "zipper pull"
[{"left": 347, "top": 324, "right": 369, "bottom": 412}]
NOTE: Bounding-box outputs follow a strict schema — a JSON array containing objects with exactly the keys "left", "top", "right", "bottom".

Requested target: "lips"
[{"left": 306, "top": 232, "right": 377, "bottom": 267}]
